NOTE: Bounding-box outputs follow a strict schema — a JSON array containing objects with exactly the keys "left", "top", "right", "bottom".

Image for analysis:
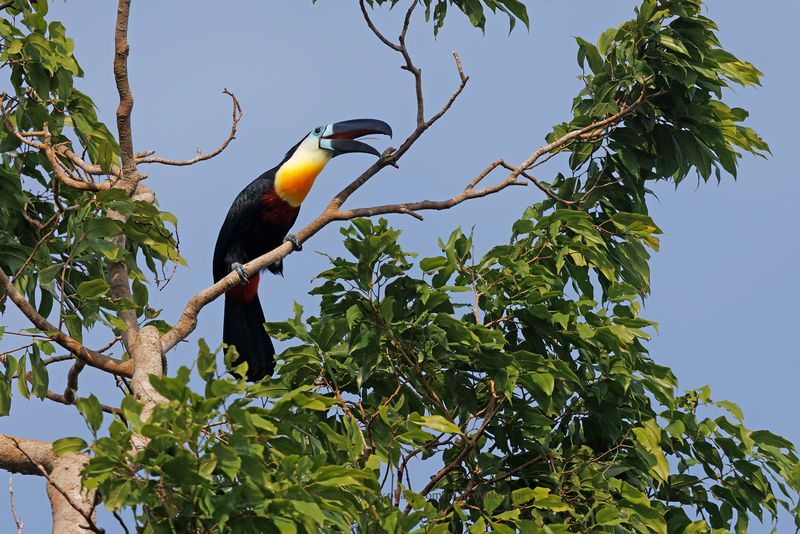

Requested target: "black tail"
[{"left": 223, "top": 295, "right": 275, "bottom": 381}]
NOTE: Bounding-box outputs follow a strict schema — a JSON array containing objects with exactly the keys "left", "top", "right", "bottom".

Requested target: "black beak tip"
[
  {"left": 325, "top": 118, "right": 393, "bottom": 157},
  {"left": 332, "top": 118, "right": 393, "bottom": 138}
]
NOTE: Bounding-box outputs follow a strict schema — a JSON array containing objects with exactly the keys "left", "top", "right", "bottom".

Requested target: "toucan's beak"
[{"left": 319, "top": 119, "right": 392, "bottom": 157}]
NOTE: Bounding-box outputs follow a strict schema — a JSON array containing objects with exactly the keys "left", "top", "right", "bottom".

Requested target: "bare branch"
[
  {"left": 0, "top": 268, "right": 133, "bottom": 376},
  {"left": 114, "top": 0, "right": 137, "bottom": 185},
  {"left": 498, "top": 162, "right": 576, "bottom": 206},
  {"left": 358, "top": 0, "right": 402, "bottom": 52},
  {"left": 59, "top": 147, "right": 121, "bottom": 177},
  {"left": 9, "top": 478, "right": 23, "bottom": 534},
  {"left": 107, "top": 0, "right": 148, "bottom": 353},
  {"left": 337, "top": 170, "right": 526, "bottom": 220},
  {"left": 19, "top": 366, "right": 121, "bottom": 415},
  {"left": 424, "top": 52, "right": 469, "bottom": 129},
  {"left": 160, "top": 159, "right": 521, "bottom": 352},
  {"left": 397, "top": 1, "right": 424, "bottom": 126},
  {"left": 112, "top": 510, "right": 131, "bottom": 534},
  {"left": 359, "top": 0, "right": 427, "bottom": 127},
  {"left": 44, "top": 355, "right": 76, "bottom": 366},
  {"left": 42, "top": 387, "right": 121, "bottom": 416},
  {"left": 135, "top": 89, "right": 243, "bottom": 166}
]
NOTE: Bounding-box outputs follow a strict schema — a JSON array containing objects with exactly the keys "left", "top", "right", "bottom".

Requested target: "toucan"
[{"left": 212, "top": 119, "right": 392, "bottom": 381}]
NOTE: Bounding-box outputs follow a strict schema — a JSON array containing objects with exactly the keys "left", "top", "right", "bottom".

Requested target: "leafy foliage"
[
  {"left": 362, "top": 0, "right": 530, "bottom": 34},
  {"left": 1, "top": 0, "right": 798, "bottom": 532},
  {"left": 0, "top": 0, "right": 182, "bottom": 412},
  {"left": 77, "top": 213, "right": 800, "bottom": 532}
]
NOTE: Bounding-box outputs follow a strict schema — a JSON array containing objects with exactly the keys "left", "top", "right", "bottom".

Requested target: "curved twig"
[{"left": 136, "top": 89, "right": 242, "bottom": 166}]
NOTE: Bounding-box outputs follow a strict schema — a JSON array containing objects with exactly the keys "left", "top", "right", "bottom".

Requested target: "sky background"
[{"left": 1, "top": 0, "right": 798, "bottom": 532}]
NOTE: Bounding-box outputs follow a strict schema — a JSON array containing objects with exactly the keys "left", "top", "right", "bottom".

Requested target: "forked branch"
[
  {"left": 0, "top": 269, "right": 133, "bottom": 376},
  {"left": 161, "top": 87, "right": 658, "bottom": 353},
  {"left": 161, "top": 1, "right": 659, "bottom": 354}
]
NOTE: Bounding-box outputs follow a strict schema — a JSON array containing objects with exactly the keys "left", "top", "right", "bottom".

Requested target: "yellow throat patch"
[{"left": 274, "top": 136, "right": 332, "bottom": 207}]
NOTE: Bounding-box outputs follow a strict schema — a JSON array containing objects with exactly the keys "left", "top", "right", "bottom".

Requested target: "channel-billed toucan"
[{"left": 212, "top": 119, "right": 392, "bottom": 381}]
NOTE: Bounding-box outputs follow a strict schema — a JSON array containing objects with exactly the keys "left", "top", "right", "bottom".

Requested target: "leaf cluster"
[
  {"left": 0, "top": 0, "right": 183, "bottom": 412},
  {"left": 361, "top": 0, "right": 529, "bottom": 34}
]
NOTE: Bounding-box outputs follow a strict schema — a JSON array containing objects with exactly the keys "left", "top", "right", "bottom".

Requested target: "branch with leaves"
[{"left": 0, "top": 0, "right": 796, "bottom": 532}]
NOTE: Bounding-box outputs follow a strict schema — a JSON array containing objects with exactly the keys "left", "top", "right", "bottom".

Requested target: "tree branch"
[
  {"left": 10, "top": 440, "right": 100, "bottom": 534},
  {"left": 0, "top": 100, "right": 118, "bottom": 190},
  {"left": 114, "top": 0, "right": 137, "bottom": 186},
  {"left": 162, "top": 12, "right": 659, "bottom": 356},
  {"left": 0, "top": 435, "right": 56, "bottom": 476},
  {"left": 63, "top": 360, "right": 86, "bottom": 404},
  {"left": 136, "top": 89, "right": 242, "bottom": 166},
  {"left": 9, "top": 478, "right": 23, "bottom": 534},
  {"left": 109, "top": 0, "right": 144, "bottom": 351},
  {"left": 129, "top": 325, "right": 168, "bottom": 452},
  {"left": 0, "top": 268, "right": 133, "bottom": 376},
  {"left": 404, "top": 383, "right": 499, "bottom": 514},
  {"left": 16, "top": 364, "right": 122, "bottom": 415}
]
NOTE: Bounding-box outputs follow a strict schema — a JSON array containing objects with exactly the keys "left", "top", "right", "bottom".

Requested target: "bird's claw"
[
  {"left": 284, "top": 233, "right": 302, "bottom": 252},
  {"left": 231, "top": 262, "right": 249, "bottom": 285}
]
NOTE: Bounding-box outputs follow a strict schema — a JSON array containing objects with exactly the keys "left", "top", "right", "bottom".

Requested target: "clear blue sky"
[{"left": 1, "top": 1, "right": 797, "bottom": 531}]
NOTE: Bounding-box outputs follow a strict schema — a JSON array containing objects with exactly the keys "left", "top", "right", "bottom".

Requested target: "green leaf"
[
  {"left": 75, "top": 394, "right": 103, "bottom": 433},
  {"left": 512, "top": 487, "right": 537, "bottom": 506},
  {"left": 77, "top": 279, "right": 110, "bottom": 299},
  {"left": 410, "top": 414, "right": 462, "bottom": 435},
  {"left": 484, "top": 489, "right": 503, "bottom": 514},
  {"left": 52, "top": 437, "right": 88, "bottom": 456},
  {"left": 0, "top": 380, "right": 11, "bottom": 417}
]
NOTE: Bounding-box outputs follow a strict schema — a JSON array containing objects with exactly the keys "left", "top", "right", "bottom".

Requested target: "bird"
[{"left": 212, "top": 118, "right": 392, "bottom": 381}]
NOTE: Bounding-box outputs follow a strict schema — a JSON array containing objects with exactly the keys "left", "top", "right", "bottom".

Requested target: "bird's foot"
[
  {"left": 231, "top": 262, "right": 249, "bottom": 285},
  {"left": 284, "top": 233, "right": 302, "bottom": 252}
]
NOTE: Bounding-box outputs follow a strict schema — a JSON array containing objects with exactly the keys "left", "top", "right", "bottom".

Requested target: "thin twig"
[
  {"left": 9, "top": 478, "right": 23, "bottom": 534},
  {"left": 43, "top": 354, "right": 75, "bottom": 366},
  {"left": 394, "top": 437, "right": 450, "bottom": 507},
  {"left": 136, "top": 89, "right": 242, "bottom": 166},
  {"left": 112, "top": 510, "right": 131, "bottom": 534}
]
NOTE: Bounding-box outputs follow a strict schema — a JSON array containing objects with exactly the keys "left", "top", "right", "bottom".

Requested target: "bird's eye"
[{"left": 314, "top": 127, "right": 322, "bottom": 135}]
